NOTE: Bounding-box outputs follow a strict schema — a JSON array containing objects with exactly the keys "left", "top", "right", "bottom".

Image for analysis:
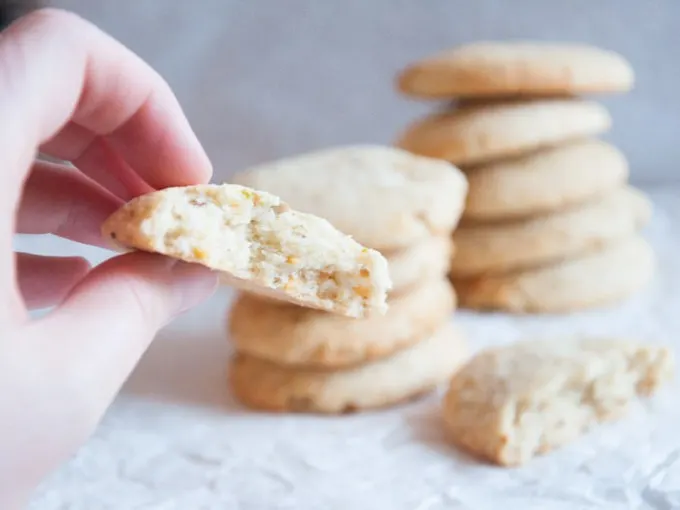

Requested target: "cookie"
[
  {"left": 229, "top": 322, "right": 468, "bottom": 414},
  {"left": 232, "top": 145, "right": 468, "bottom": 250},
  {"left": 462, "top": 139, "right": 629, "bottom": 221},
  {"left": 453, "top": 235, "right": 655, "bottom": 313},
  {"left": 396, "top": 99, "right": 611, "bottom": 166},
  {"left": 385, "top": 236, "right": 453, "bottom": 294},
  {"left": 397, "top": 41, "right": 634, "bottom": 99},
  {"left": 228, "top": 278, "right": 455, "bottom": 368},
  {"left": 443, "top": 338, "right": 673, "bottom": 466},
  {"left": 101, "top": 184, "right": 391, "bottom": 318},
  {"left": 452, "top": 186, "right": 651, "bottom": 277}
]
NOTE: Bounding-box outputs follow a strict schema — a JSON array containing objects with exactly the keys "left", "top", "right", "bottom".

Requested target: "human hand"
[{"left": 0, "top": 9, "right": 218, "bottom": 507}]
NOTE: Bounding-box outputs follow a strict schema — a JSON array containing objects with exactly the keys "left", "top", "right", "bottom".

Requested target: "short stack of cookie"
[
  {"left": 226, "top": 145, "right": 470, "bottom": 413},
  {"left": 395, "top": 41, "right": 655, "bottom": 313}
]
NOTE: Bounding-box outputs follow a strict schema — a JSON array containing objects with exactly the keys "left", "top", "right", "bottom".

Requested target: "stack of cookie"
[
  {"left": 226, "top": 145, "right": 470, "bottom": 413},
  {"left": 395, "top": 41, "right": 655, "bottom": 313}
]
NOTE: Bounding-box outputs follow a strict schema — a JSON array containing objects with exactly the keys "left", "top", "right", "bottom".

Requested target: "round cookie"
[
  {"left": 453, "top": 235, "right": 655, "bottom": 313},
  {"left": 397, "top": 41, "right": 634, "bottom": 99},
  {"left": 228, "top": 323, "right": 468, "bottom": 414},
  {"left": 462, "top": 139, "right": 628, "bottom": 221},
  {"left": 232, "top": 145, "right": 468, "bottom": 250},
  {"left": 228, "top": 278, "right": 456, "bottom": 368},
  {"left": 452, "top": 186, "right": 651, "bottom": 277},
  {"left": 385, "top": 236, "right": 453, "bottom": 294},
  {"left": 396, "top": 99, "right": 611, "bottom": 166}
]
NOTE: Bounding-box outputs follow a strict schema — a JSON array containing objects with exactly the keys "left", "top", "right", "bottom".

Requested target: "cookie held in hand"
[{"left": 101, "top": 184, "right": 391, "bottom": 318}]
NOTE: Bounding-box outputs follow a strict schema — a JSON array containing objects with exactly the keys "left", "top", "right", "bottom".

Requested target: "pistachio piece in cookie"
[{"left": 101, "top": 184, "right": 391, "bottom": 318}]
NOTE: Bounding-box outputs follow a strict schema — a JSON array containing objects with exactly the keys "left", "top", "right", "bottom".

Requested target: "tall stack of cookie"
[
  {"left": 226, "top": 145, "right": 470, "bottom": 413},
  {"left": 395, "top": 41, "right": 654, "bottom": 313}
]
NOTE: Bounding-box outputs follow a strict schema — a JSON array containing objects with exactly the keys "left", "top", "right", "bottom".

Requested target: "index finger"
[{"left": 0, "top": 8, "right": 212, "bottom": 207}]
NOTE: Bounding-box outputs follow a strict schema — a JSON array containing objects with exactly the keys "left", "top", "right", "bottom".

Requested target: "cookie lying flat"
[
  {"left": 397, "top": 41, "right": 634, "bottom": 99},
  {"left": 232, "top": 145, "right": 468, "bottom": 250},
  {"left": 102, "top": 184, "right": 391, "bottom": 318},
  {"left": 453, "top": 235, "right": 654, "bottom": 313},
  {"left": 396, "top": 99, "right": 610, "bottom": 166},
  {"left": 229, "top": 278, "right": 455, "bottom": 368},
  {"left": 229, "top": 323, "right": 467, "bottom": 414},
  {"left": 385, "top": 236, "right": 453, "bottom": 294},
  {"left": 443, "top": 338, "right": 673, "bottom": 466},
  {"left": 462, "top": 139, "right": 628, "bottom": 221},
  {"left": 452, "top": 186, "right": 651, "bottom": 277}
]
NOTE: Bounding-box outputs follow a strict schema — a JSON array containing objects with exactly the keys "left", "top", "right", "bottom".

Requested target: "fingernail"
[{"left": 168, "top": 261, "right": 218, "bottom": 314}]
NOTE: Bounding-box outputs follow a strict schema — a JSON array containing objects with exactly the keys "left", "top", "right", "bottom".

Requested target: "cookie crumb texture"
[
  {"left": 443, "top": 338, "right": 673, "bottom": 466},
  {"left": 101, "top": 184, "right": 391, "bottom": 318},
  {"left": 229, "top": 323, "right": 468, "bottom": 414}
]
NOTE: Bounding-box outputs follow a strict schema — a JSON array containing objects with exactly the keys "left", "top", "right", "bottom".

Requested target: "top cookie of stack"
[
  {"left": 395, "top": 41, "right": 654, "bottom": 313},
  {"left": 397, "top": 41, "right": 633, "bottom": 99}
]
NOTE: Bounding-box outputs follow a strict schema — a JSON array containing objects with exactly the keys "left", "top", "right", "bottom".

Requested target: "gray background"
[{"left": 52, "top": 0, "right": 679, "bottom": 184}]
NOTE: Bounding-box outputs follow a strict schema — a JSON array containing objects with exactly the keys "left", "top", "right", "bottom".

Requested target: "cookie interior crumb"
[{"left": 102, "top": 184, "right": 391, "bottom": 317}]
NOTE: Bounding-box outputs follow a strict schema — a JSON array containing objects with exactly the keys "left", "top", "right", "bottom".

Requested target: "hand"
[{"left": 0, "top": 9, "right": 218, "bottom": 507}]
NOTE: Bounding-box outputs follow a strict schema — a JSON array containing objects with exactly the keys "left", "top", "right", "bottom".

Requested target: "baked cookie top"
[
  {"left": 233, "top": 145, "right": 468, "bottom": 250},
  {"left": 397, "top": 41, "right": 634, "bottom": 99}
]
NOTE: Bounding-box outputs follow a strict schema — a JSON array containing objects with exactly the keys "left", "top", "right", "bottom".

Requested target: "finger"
[
  {"left": 34, "top": 252, "right": 217, "bottom": 411},
  {"left": 0, "top": 8, "right": 212, "bottom": 231},
  {"left": 41, "top": 123, "right": 154, "bottom": 201},
  {"left": 16, "top": 160, "right": 123, "bottom": 248},
  {"left": 16, "top": 252, "right": 90, "bottom": 310}
]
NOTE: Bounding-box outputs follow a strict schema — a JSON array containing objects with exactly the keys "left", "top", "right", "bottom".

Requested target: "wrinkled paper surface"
[{"left": 26, "top": 185, "right": 680, "bottom": 509}]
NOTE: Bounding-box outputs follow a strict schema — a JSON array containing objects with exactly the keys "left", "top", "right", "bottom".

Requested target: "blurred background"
[{"left": 5, "top": 0, "right": 680, "bottom": 184}]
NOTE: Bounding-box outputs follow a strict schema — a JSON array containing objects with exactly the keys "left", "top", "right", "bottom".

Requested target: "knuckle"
[{"left": 113, "top": 270, "right": 173, "bottom": 331}]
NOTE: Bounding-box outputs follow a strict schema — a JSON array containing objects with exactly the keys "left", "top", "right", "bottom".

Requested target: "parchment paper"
[{"left": 23, "top": 185, "right": 680, "bottom": 509}]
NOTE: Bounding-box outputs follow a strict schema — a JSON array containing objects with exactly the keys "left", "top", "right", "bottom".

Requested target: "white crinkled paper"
[{"left": 27, "top": 185, "right": 680, "bottom": 509}]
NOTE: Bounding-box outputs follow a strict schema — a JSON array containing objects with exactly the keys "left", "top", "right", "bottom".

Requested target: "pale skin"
[{"left": 0, "top": 9, "right": 220, "bottom": 507}]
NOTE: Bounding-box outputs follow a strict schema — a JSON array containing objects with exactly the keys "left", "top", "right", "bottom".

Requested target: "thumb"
[{"left": 33, "top": 251, "right": 217, "bottom": 410}]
